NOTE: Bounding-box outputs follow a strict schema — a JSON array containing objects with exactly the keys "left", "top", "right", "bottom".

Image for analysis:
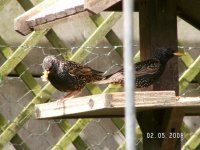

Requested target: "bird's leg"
[
  {"left": 64, "top": 90, "right": 82, "bottom": 99},
  {"left": 57, "top": 90, "right": 83, "bottom": 105}
]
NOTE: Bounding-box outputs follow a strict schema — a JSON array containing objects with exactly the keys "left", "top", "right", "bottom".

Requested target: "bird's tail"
[{"left": 94, "top": 69, "right": 124, "bottom": 85}]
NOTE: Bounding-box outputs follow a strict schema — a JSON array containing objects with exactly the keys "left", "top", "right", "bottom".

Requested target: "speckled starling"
[
  {"left": 98, "top": 48, "right": 184, "bottom": 88},
  {"left": 42, "top": 55, "right": 110, "bottom": 98}
]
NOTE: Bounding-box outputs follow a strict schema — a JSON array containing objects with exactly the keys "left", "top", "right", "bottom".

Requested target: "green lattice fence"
[{"left": 0, "top": 1, "right": 199, "bottom": 150}]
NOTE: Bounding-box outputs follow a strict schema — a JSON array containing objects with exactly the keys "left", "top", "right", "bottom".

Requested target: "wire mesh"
[
  {"left": 0, "top": 44, "right": 199, "bottom": 150},
  {"left": 0, "top": 45, "right": 132, "bottom": 150},
  {"left": 0, "top": 0, "right": 199, "bottom": 149}
]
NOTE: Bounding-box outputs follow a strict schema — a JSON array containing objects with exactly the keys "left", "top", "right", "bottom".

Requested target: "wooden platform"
[
  {"left": 14, "top": 0, "right": 123, "bottom": 35},
  {"left": 35, "top": 91, "right": 200, "bottom": 119},
  {"left": 14, "top": 0, "right": 90, "bottom": 35}
]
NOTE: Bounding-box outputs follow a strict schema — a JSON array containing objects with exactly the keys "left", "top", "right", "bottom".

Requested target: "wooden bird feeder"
[
  {"left": 35, "top": 91, "right": 200, "bottom": 119},
  {"left": 13, "top": 0, "right": 200, "bottom": 149},
  {"left": 14, "top": 0, "right": 124, "bottom": 35}
]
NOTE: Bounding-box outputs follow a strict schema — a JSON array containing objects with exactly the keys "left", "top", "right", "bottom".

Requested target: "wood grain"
[
  {"left": 35, "top": 91, "right": 200, "bottom": 119},
  {"left": 85, "top": 0, "right": 121, "bottom": 14},
  {"left": 14, "top": 0, "right": 56, "bottom": 35},
  {"left": 14, "top": 0, "right": 89, "bottom": 35}
]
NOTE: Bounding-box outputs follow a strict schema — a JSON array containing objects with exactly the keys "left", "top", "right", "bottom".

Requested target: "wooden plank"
[
  {"left": 182, "top": 127, "right": 200, "bottom": 150},
  {"left": 32, "top": 11, "right": 91, "bottom": 31},
  {"left": 179, "top": 46, "right": 200, "bottom": 87},
  {"left": 0, "top": 35, "right": 41, "bottom": 94},
  {"left": 15, "top": 0, "right": 89, "bottom": 35},
  {"left": 51, "top": 77, "right": 123, "bottom": 150},
  {"left": 177, "top": 0, "right": 200, "bottom": 31},
  {"left": 27, "top": 0, "right": 85, "bottom": 28},
  {"left": 35, "top": 91, "right": 176, "bottom": 119},
  {"left": 0, "top": 113, "right": 30, "bottom": 150},
  {"left": 138, "top": 0, "right": 182, "bottom": 149},
  {"left": 0, "top": 29, "right": 49, "bottom": 77},
  {"left": 179, "top": 56, "right": 200, "bottom": 94},
  {"left": 84, "top": 0, "right": 122, "bottom": 14},
  {"left": 84, "top": 0, "right": 139, "bottom": 12},
  {"left": 160, "top": 108, "right": 184, "bottom": 150},
  {"left": 85, "top": 0, "right": 139, "bottom": 12},
  {"left": 184, "top": 107, "right": 200, "bottom": 115},
  {"left": 35, "top": 91, "right": 200, "bottom": 119},
  {"left": 14, "top": 0, "right": 56, "bottom": 35},
  {"left": 139, "top": 1, "right": 178, "bottom": 92}
]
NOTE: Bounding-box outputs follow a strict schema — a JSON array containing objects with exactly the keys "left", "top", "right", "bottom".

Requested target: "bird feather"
[{"left": 135, "top": 59, "right": 160, "bottom": 77}]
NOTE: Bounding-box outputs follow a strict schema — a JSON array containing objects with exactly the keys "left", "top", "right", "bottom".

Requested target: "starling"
[
  {"left": 98, "top": 48, "right": 184, "bottom": 88},
  {"left": 42, "top": 56, "right": 110, "bottom": 98}
]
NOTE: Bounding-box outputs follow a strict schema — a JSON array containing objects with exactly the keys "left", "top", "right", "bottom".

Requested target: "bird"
[
  {"left": 97, "top": 48, "right": 184, "bottom": 88},
  {"left": 41, "top": 48, "right": 184, "bottom": 99},
  {"left": 41, "top": 55, "right": 112, "bottom": 98}
]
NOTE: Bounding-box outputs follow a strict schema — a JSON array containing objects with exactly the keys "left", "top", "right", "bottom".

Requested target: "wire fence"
[
  {"left": 0, "top": 0, "right": 199, "bottom": 149},
  {"left": 0, "top": 44, "right": 199, "bottom": 149},
  {"left": 0, "top": 44, "right": 130, "bottom": 150}
]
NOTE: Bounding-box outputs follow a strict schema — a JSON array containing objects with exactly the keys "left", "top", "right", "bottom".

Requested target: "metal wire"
[{"left": 0, "top": 44, "right": 199, "bottom": 149}]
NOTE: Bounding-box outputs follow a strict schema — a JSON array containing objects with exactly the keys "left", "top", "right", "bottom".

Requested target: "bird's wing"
[
  {"left": 135, "top": 59, "right": 160, "bottom": 77},
  {"left": 65, "top": 61, "right": 98, "bottom": 76},
  {"left": 70, "top": 67, "right": 92, "bottom": 75}
]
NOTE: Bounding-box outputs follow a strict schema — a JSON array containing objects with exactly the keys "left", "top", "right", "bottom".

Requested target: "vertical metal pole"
[{"left": 123, "top": 0, "right": 135, "bottom": 150}]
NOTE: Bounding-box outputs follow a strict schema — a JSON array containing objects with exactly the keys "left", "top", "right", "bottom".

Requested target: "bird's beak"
[
  {"left": 41, "top": 70, "right": 49, "bottom": 81},
  {"left": 173, "top": 52, "right": 185, "bottom": 57}
]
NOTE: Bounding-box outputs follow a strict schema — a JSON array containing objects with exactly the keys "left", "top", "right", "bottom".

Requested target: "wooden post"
[{"left": 138, "top": 0, "right": 184, "bottom": 149}]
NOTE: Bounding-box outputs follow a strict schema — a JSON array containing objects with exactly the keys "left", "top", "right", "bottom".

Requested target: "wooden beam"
[
  {"left": 35, "top": 91, "right": 200, "bottom": 119},
  {"left": 179, "top": 56, "right": 200, "bottom": 94},
  {"left": 177, "top": 0, "right": 200, "bottom": 31},
  {"left": 15, "top": 0, "right": 140, "bottom": 35},
  {"left": 138, "top": 0, "right": 182, "bottom": 149},
  {"left": 0, "top": 29, "right": 49, "bottom": 77},
  {"left": 14, "top": 0, "right": 92, "bottom": 35},
  {"left": 14, "top": 0, "right": 56, "bottom": 35},
  {"left": 85, "top": 0, "right": 139, "bottom": 12},
  {"left": 84, "top": 0, "right": 121, "bottom": 14},
  {"left": 139, "top": 0, "right": 178, "bottom": 92},
  {"left": 31, "top": 11, "right": 91, "bottom": 31},
  {"left": 26, "top": 0, "right": 90, "bottom": 30},
  {"left": 160, "top": 108, "right": 184, "bottom": 150}
]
